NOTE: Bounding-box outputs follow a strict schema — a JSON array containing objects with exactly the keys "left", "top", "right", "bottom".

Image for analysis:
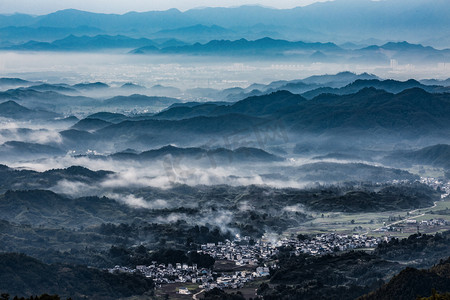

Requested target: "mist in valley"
[
  {"left": 0, "top": 1, "right": 450, "bottom": 299},
  {"left": 1, "top": 52, "right": 449, "bottom": 94}
]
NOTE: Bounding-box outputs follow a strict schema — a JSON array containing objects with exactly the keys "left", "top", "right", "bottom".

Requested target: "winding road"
[{"left": 373, "top": 201, "right": 438, "bottom": 232}]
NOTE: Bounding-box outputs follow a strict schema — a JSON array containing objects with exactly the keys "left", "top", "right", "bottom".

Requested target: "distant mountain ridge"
[
  {"left": 109, "top": 144, "right": 283, "bottom": 164},
  {"left": 154, "top": 90, "right": 305, "bottom": 119},
  {"left": 0, "top": 1, "right": 449, "bottom": 46},
  {"left": 279, "top": 88, "right": 450, "bottom": 134},
  {"left": 103, "top": 94, "right": 182, "bottom": 107},
  {"left": 3, "top": 34, "right": 157, "bottom": 51},
  {"left": 5, "top": 34, "right": 448, "bottom": 64},
  {"left": 302, "top": 78, "right": 449, "bottom": 99},
  {"left": 131, "top": 37, "right": 342, "bottom": 55},
  {"left": 0, "top": 100, "right": 60, "bottom": 120},
  {"left": 0, "top": 165, "right": 112, "bottom": 193},
  {"left": 225, "top": 72, "right": 380, "bottom": 100},
  {"left": 55, "top": 87, "right": 450, "bottom": 151},
  {"left": 151, "top": 87, "right": 450, "bottom": 134}
]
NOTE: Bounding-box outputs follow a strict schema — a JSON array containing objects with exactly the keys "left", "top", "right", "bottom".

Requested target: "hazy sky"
[{"left": 0, "top": 0, "right": 331, "bottom": 15}]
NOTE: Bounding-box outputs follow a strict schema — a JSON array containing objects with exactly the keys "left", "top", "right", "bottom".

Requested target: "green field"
[{"left": 286, "top": 196, "right": 450, "bottom": 239}]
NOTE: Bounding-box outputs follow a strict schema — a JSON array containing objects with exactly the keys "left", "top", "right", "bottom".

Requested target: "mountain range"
[
  {"left": 3, "top": 35, "right": 449, "bottom": 64},
  {"left": 1, "top": 73, "right": 450, "bottom": 164},
  {"left": 0, "top": 100, "right": 60, "bottom": 120},
  {"left": 109, "top": 145, "right": 284, "bottom": 164},
  {"left": 1, "top": 1, "right": 449, "bottom": 46},
  {"left": 0, "top": 165, "right": 112, "bottom": 194},
  {"left": 131, "top": 37, "right": 343, "bottom": 56},
  {"left": 3, "top": 80, "right": 449, "bottom": 152},
  {"left": 151, "top": 88, "right": 450, "bottom": 133},
  {"left": 52, "top": 87, "right": 450, "bottom": 152},
  {"left": 2, "top": 72, "right": 448, "bottom": 106}
]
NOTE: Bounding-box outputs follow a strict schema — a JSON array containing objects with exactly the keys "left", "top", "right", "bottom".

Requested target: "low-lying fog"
[
  {"left": 1, "top": 51, "right": 449, "bottom": 205},
  {"left": 1, "top": 52, "right": 449, "bottom": 91}
]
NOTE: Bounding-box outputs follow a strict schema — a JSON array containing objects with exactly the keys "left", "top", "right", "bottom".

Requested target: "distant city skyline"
[{"left": 0, "top": 0, "right": 332, "bottom": 15}]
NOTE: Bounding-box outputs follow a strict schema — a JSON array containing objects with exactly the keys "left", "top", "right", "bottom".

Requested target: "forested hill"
[{"left": 0, "top": 253, "right": 154, "bottom": 300}]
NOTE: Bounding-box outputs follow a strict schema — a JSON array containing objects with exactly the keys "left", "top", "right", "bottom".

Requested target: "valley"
[
  {"left": 0, "top": 1, "right": 449, "bottom": 299},
  {"left": 1, "top": 72, "right": 450, "bottom": 299}
]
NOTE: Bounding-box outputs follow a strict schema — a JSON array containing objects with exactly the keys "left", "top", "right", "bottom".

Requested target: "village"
[
  {"left": 108, "top": 232, "right": 388, "bottom": 293},
  {"left": 199, "top": 233, "right": 386, "bottom": 261},
  {"left": 107, "top": 177, "right": 450, "bottom": 294}
]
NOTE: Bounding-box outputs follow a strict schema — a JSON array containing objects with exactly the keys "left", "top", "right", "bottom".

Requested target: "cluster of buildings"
[
  {"left": 198, "top": 234, "right": 388, "bottom": 274},
  {"left": 109, "top": 262, "right": 212, "bottom": 286},
  {"left": 402, "top": 218, "right": 449, "bottom": 226},
  {"left": 199, "top": 240, "right": 277, "bottom": 266},
  {"left": 108, "top": 260, "right": 269, "bottom": 291},
  {"left": 199, "top": 233, "right": 383, "bottom": 263},
  {"left": 109, "top": 233, "right": 387, "bottom": 292},
  {"left": 418, "top": 218, "right": 449, "bottom": 226},
  {"left": 204, "top": 269, "right": 265, "bottom": 290},
  {"left": 373, "top": 217, "right": 449, "bottom": 233},
  {"left": 136, "top": 263, "right": 204, "bottom": 285},
  {"left": 108, "top": 261, "right": 214, "bottom": 285},
  {"left": 399, "top": 218, "right": 449, "bottom": 230},
  {"left": 276, "top": 233, "right": 384, "bottom": 255},
  {"left": 420, "top": 176, "right": 450, "bottom": 199}
]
